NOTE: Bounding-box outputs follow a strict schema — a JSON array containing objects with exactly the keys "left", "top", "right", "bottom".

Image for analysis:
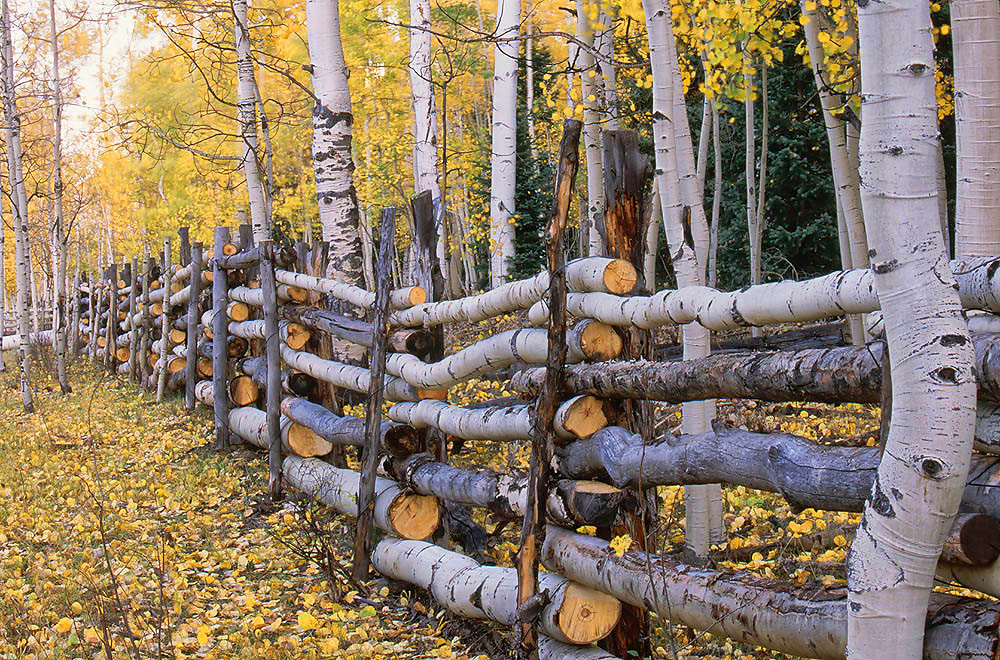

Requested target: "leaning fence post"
[
  {"left": 156, "top": 239, "right": 172, "bottom": 402},
  {"left": 127, "top": 257, "right": 138, "bottom": 382},
  {"left": 185, "top": 243, "right": 203, "bottom": 410},
  {"left": 140, "top": 249, "right": 152, "bottom": 387},
  {"left": 213, "top": 227, "right": 231, "bottom": 449},
  {"left": 515, "top": 119, "right": 580, "bottom": 660},
  {"left": 260, "top": 240, "right": 282, "bottom": 500},
  {"left": 352, "top": 207, "right": 395, "bottom": 582},
  {"left": 105, "top": 263, "right": 117, "bottom": 373}
]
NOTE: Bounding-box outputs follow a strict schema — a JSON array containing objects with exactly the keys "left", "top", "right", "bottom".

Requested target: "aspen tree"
[
  {"left": 233, "top": 0, "right": 269, "bottom": 242},
  {"left": 847, "top": 0, "right": 976, "bottom": 654},
  {"left": 49, "top": 0, "right": 69, "bottom": 393},
  {"left": 1, "top": 0, "right": 33, "bottom": 412},
  {"left": 576, "top": 0, "right": 605, "bottom": 256},
  {"left": 488, "top": 0, "right": 519, "bottom": 286},
  {"left": 304, "top": 0, "right": 365, "bottom": 285}
]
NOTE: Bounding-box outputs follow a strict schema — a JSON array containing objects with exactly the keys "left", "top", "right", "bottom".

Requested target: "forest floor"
[{"left": 0, "top": 341, "right": 980, "bottom": 660}]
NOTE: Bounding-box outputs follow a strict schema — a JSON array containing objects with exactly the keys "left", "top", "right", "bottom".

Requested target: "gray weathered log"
[
  {"left": 559, "top": 425, "right": 1000, "bottom": 518},
  {"left": 280, "top": 303, "right": 434, "bottom": 356},
  {"left": 184, "top": 244, "right": 203, "bottom": 410},
  {"left": 212, "top": 227, "right": 230, "bottom": 449},
  {"left": 280, "top": 397, "right": 419, "bottom": 457}
]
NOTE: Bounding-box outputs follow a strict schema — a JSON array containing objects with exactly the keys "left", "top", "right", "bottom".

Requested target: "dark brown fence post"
[
  {"left": 185, "top": 243, "right": 203, "bottom": 410},
  {"left": 213, "top": 227, "right": 231, "bottom": 449},
  {"left": 260, "top": 240, "right": 282, "bottom": 500}
]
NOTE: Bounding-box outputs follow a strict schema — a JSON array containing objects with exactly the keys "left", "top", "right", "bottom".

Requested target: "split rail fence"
[{"left": 37, "top": 129, "right": 1000, "bottom": 659}]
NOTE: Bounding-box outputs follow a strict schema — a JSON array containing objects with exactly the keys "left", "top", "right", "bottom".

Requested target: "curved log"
[
  {"left": 280, "top": 397, "right": 419, "bottom": 457},
  {"left": 389, "top": 257, "right": 637, "bottom": 328},
  {"left": 385, "top": 322, "right": 621, "bottom": 388},
  {"left": 372, "top": 538, "right": 621, "bottom": 645},
  {"left": 283, "top": 456, "right": 439, "bottom": 539},
  {"left": 540, "top": 526, "right": 1000, "bottom": 660}
]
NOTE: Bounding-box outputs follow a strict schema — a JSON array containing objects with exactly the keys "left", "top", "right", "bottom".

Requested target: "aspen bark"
[
  {"left": 952, "top": 0, "right": 1000, "bottom": 257},
  {"left": 1, "top": 0, "right": 33, "bottom": 412},
  {"left": 848, "top": 0, "right": 977, "bottom": 655},
  {"left": 304, "top": 0, "right": 364, "bottom": 284},
  {"left": 48, "top": 0, "right": 68, "bottom": 393},
  {"left": 575, "top": 1, "right": 605, "bottom": 257},
  {"left": 488, "top": 0, "right": 519, "bottom": 286},
  {"left": 232, "top": 0, "right": 269, "bottom": 242}
]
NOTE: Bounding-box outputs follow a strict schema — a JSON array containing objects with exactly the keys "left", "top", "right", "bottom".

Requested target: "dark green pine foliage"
[{"left": 469, "top": 45, "right": 555, "bottom": 286}]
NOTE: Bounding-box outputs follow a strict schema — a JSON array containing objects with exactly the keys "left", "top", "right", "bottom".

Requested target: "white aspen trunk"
[
  {"left": 596, "top": 7, "right": 618, "bottom": 130},
  {"left": 644, "top": 0, "right": 721, "bottom": 557},
  {"left": 388, "top": 396, "right": 608, "bottom": 442},
  {"left": 0, "top": 185, "right": 6, "bottom": 371},
  {"left": 802, "top": 0, "right": 869, "bottom": 276},
  {"left": 408, "top": 0, "right": 447, "bottom": 279},
  {"left": 756, "top": 65, "right": 769, "bottom": 240},
  {"left": 576, "top": 0, "right": 605, "bottom": 256},
  {"left": 644, "top": 181, "right": 660, "bottom": 287},
  {"left": 360, "top": 111, "right": 376, "bottom": 289},
  {"left": 952, "top": 0, "right": 1000, "bottom": 257},
  {"left": 233, "top": 0, "right": 269, "bottom": 242},
  {"left": 283, "top": 455, "right": 440, "bottom": 539},
  {"left": 305, "top": 0, "right": 365, "bottom": 285},
  {"left": 49, "top": 0, "right": 68, "bottom": 393},
  {"left": 525, "top": 21, "right": 537, "bottom": 159},
  {"left": 708, "top": 99, "right": 721, "bottom": 288},
  {"left": 744, "top": 51, "right": 760, "bottom": 292},
  {"left": 695, "top": 97, "right": 711, "bottom": 193},
  {"left": 27, "top": 241, "right": 40, "bottom": 335},
  {"left": 389, "top": 257, "right": 635, "bottom": 327},
  {"left": 488, "top": 0, "right": 519, "bottom": 286},
  {"left": 371, "top": 538, "right": 621, "bottom": 644},
  {"left": 936, "top": 134, "right": 950, "bottom": 254},
  {"left": 847, "top": 0, "right": 977, "bottom": 655},
  {"left": 2, "top": 0, "right": 33, "bottom": 412}
]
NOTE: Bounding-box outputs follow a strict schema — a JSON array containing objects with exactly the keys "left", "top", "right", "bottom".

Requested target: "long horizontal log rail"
[{"left": 61, "top": 226, "right": 1000, "bottom": 659}]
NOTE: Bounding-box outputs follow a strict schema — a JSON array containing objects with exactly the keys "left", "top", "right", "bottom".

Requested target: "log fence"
[{"left": 39, "top": 137, "right": 1000, "bottom": 659}]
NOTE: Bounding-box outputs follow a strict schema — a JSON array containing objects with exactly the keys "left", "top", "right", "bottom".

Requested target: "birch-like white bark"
[
  {"left": 952, "top": 0, "right": 1000, "bottom": 257},
  {"left": 1, "top": 0, "right": 33, "bottom": 412},
  {"left": 232, "top": 0, "right": 269, "bottom": 242},
  {"left": 576, "top": 0, "right": 605, "bottom": 256},
  {"left": 305, "top": 0, "right": 365, "bottom": 285},
  {"left": 847, "top": 0, "right": 977, "bottom": 655},
  {"left": 49, "top": 1, "right": 68, "bottom": 392},
  {"left": 596, "top": 7, "right": 618, "bottom": 130},
  {"left": 488, "top": 0, "right": 519, "bottom": 286}
]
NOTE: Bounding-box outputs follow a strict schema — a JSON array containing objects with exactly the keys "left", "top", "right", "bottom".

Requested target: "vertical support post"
[
  {"left": 70, "top": 268, "right": 80, "bottom": 359},
  {"left": 597, "top": 129, "right": 654, "bottom": 658},
  {"left": 104, "top": 263, "right": 117, "bottom": 373},
  {"left": 260, "top": 241, "right": 282, "bottom": 500},
  {"left": 140, "top": 250, "right": 152, "bottom": 387},
  {"left": 88, "top": 272, "right": 97, "bottom": 363},
  {"left": 156, "top": 239, "right": 172, "bottom": 402},
  {"left": 185, "top": 244, "right": 203, "bottom": 410},
  {"left": 516, "top": 120, "right": 580, "bottom": 660},
  {"left": 212, "top": 227, "right": 231, "bottom": 449},
  {"left": 178, "top": 226, "right": 191, "bottom": 267},
  {"left": 352, "top": 208, "right": 395, "bottom": 583},
  {"left": 127, "top": 257, "right": 138, "bottom": 382}
]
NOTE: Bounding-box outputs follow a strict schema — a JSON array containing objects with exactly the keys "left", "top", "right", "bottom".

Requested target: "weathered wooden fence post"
[
  {"left": 140, "top": 249, "right": 152, "bottom": 388},
  {"left": 127, "top": 257, "right": 138, "bottom": 382},
  {"left": 352, "top": 207, "right": 395, "bottom": 583},
  {"left": 105, "top": 263, "right": 117, "bottom": 373},
  {"left": 185, "top": 243, "right": 203, "bottom": 410},
  {"left": 516, "top": 120, "right": 580, "bottom": 659},
  {"left": 260, "top": 240, "right": 282, "bottom": 500},
  {"left": 178, "top": 226, "right": 191, "bottom": 267},
  {"left": 213, "top": 227, "right": 231, "bottom": 449},
  {"left": 598, "top": 128, "right": 654, "bottom": 658},
  {"left": 156, "top": 239, "right": 172, "bottom": 402}
]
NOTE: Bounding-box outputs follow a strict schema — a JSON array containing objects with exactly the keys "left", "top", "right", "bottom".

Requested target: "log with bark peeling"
[
  {"left": 386, "top": 453, "right": 624, "bottom": 527},
  {"left": 371, "top": 538, "right": 621, "bottom": 645},
  {"left": 280, "top": 304, "right": 433, "bottom": 355},
  {"left": 384, "top": 321, "right": 621, "bottom": 389},
  {"left": 240, "top": 355, "right": 317, "bottom": 398},
  {"left": 558, "top": 425, "right": 1000, "bottom": 520},
  {"left": 280, "top": 397, "right": 419, "bottom": 457},
  {"left": 540, "top": 526, "right": 1000, "bottom": 660},
  {"left": 279, "top": 345, "right": 426, "bottom": 402},
  {"left": 387, "top": 396, "right": 607, "bottom": 441},
  {"left": 283, "top": 455, "right": 439, "bottom": 539}
]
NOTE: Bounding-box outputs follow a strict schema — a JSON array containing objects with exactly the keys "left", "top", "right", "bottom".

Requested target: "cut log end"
[
  {"left": 116, "top": 347, "right": 130, "bottom": 362},
  {"left": 284, "top": 323, "right": 311, "bottom": 350},
  {"left": 557, "top": 480, "right": 624, "bottom": 528},
  {"left": 197, "top": 358, "right": 213, "bottom": 379},
  {"left": 417, "top": 388, "right": 449, "bottom": 401},
  {"left": 151, "top": 303, "right": 164, "bottom": 317},
  {"left": 387, "top": 494, "right": 440, "bottom": 540},
  {"left": 559, "top": 395, "right": 608, "bottom": 439},
  {"left": 556, "top": 582, "right": 622, "bottom": 645},
  {"left": 578, "top": 321, "right": 623, "bottom": 362},
  {"left": 286, "top": 422, "right": 333, "bottom": 458},
  {"left": 409, "top": 286, "right": 427, "bottom": 305},
  {"left": 383, "top": 424, "right": 421, "bottom": 458},
  {"left": 228, "top": 302, "right": 250, "bottom": 322},
  {"left": 167, "top": 356, "right": 186, "bottom": 374},
  {"left": 222, "top": 242, "right": 238, "bottom": 256},
  {"left": 942, "top": 513, "right": 1000, "bottom": 566},
  {"left": 170, "top": 328, "right": 187, "bottom": 344},
  {"left": 286, "top": 285, "right": 308, "bottom": 303},
  {"left": 602, "top": 259, "right": 638, "bottom": 295},
  {"left": 97, "top": 336, "right": 107, "bottom": 348},
  {"left": 229, "top": 375, "right": 259, "bottom": 407}
]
